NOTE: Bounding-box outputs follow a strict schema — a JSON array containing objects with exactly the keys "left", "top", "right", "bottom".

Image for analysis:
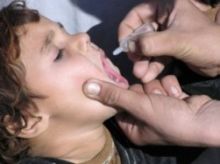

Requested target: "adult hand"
[
  {"left": 115, "top": 75, "right": 187, "bottom": 145},
  {"left": 83, "top": 77, "right": 220, "bottom": 146},
  {"left": 119, "top": 0, "right": 220, "bottom": 78}
]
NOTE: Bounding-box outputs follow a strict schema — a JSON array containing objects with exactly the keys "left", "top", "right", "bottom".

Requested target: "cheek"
[
  {"left": 44, "top": 74, "right": 115, "bottom": 120},
  {"left": 27, "top": 66, "right": 116, "bottom": 121},
  {"left": 64, "top": 60, "right": 107, "bottom": 88},
  {"left": 44, "top": 65, "right": 103, "bottom": 103}
]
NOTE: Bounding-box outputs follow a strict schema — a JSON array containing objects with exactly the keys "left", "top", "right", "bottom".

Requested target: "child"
[{"left": 0, "top": 1, "right": 177, "bottom": 164}]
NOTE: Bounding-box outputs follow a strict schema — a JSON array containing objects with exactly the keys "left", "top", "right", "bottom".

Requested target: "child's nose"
[
  {"left": 77, "top": 33, "right": 91, "bottom": 43},
  {"left": 71, "top": 33, "right": 91, "bottom": 52}
]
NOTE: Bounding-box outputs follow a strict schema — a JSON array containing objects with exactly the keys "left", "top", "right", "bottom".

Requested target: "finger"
[
  {"left": 191, "top": 0, "right": 211, "bottom": 12},
  {"left": 83, "top": 79, "right": 152, "bottom": 120},
  {"left": 133, "top": 60, "right": 149, "bottom": 79},
  {"left": 129, "top": 84, "right": 145, "bottom": 94},
  {"left": 133, "top": 60, "right": 164, "bottom": 83},
  {"left": 161, "top": 75, "right": 188, "bottom": 98},
  {"left": 83, "top": 79, "right": 143, "bottom": 109},
  {"left": 136, "top": 31, "right": 180, "bottom": 57},
  {"left": 118, "top": 3, "right": 154, "bottom": 40},
  {"left": 116, "top": 113, "right": 146, "bottom": 145},
  {"left": 216, "top": 8, "right": 220, "bottom": 24},
  {"left": 184, "top": 95, "right": 211, "bottom": 113},
  {"left": 127, "top": 51, "right": 142, "bottom": 62},
  {"left": 143, "top": 79, "right": 167, "bottom": 95},
  {"left": 141, "top": 60, "right": 165, "bottom": 83},
  {"left": 116, "top": 112, "right": 167, "bottom": 145}
]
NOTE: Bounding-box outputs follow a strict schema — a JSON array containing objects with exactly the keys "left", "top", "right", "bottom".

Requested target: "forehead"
[
  {"left": 20, "top": 16, "right": 57, "bottom": 39},
  {"left": 19, "top": 16, "right": 58, "bottom": 52}
]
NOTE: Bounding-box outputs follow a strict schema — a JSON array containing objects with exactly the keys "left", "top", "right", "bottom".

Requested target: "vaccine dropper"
[{"left": 113, "top": 23, "right": 156, "bottom": 56}]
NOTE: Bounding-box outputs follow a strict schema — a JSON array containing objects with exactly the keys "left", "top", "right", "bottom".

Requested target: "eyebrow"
[
  {"left": 40, "top": 30, "right": 55, "bottom": 53},
  {"left": 40, "top": 22, "right": 64, "bottom": 53}
]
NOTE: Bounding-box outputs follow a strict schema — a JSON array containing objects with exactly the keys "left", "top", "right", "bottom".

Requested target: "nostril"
[{"left": 90, "top": 42, "right": 100, "bottom": 50}]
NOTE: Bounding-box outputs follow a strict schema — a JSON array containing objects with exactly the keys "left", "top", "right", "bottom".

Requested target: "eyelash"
[{"left": 54, "top": 49, "right": 64, "bottom": 62}]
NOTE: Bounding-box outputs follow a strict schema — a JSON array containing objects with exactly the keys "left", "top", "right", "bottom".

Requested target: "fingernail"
[
  {"left": 152, "top": 22, "right": 158, "bottom": 31},
  {"left": 128, "top": 41, "right": 136, "bottom": 53},
  {"left": 153, "top": 89, "right": 163, "bottom": 95},
  {"left": 170, "top": 86, "right": 179, "bottom": 97},
  {"left": 85, "top": 82, "right": 101, "bottom": 96}
]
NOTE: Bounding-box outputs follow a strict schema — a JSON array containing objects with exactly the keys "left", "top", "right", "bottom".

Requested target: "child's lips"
[{"left": 100, "top": 53, "right": 129, "bottom": 88}]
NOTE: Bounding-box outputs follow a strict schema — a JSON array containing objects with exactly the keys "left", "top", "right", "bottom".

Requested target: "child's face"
[{"left": 19, "top": 17, "right": 129, "bottom": 127}]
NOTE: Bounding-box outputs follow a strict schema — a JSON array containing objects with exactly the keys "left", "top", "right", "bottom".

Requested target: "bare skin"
[
  {"left": 119, "top": 0, "right": 220, "bottom": 81},
  {"left": 82, "top": 0, "right": 220, "bottom": 148},
  {"left": 83, "top": 76, "right": 220, "bottom": 146},
  {"left": 17, "top": 16, "right": 128, "bottom": 163}
]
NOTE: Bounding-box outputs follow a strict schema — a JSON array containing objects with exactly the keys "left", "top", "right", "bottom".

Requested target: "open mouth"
[{"left": 100, "top": 54, "right": 129, "bottom": 88}]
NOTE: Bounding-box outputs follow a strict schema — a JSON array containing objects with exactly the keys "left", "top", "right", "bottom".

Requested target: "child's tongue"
[{"left": 101, "top": 55, "right": 128, "bottom": 87}]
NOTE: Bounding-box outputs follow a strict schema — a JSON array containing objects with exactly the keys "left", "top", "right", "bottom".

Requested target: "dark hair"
[{"left": 0, "top": 0, "right": 40, "bottom": 163}]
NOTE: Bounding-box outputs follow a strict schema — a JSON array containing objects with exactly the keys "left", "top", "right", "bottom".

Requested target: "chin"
[{"left": 101, "top": 105, "right": 118, "bottom": 120}]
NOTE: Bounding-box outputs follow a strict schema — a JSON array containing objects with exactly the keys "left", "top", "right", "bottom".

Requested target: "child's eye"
[{"left": 54, "top": 49, "right": 64, "bottom": 62}]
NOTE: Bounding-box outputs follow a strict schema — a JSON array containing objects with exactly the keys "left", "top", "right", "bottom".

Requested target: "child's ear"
[
  {"left": 7, "top": 112, "right": 49, "bottom": 139},
  {"left": 19, "top": 112, "right": 49, "bottom": 138}
]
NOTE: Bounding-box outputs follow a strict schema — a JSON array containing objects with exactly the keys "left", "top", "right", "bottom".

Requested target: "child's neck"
[{"left": 29, "top": 124, "right": 107, "bottom": 163}]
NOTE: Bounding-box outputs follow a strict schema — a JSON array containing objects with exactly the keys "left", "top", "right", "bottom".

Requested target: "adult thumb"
[
  {"left": 83, "top": 79, "right": 146, "bottom": 117},
  {"left": 136, "top": 31, "right": 179, "bottom": 57}
]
